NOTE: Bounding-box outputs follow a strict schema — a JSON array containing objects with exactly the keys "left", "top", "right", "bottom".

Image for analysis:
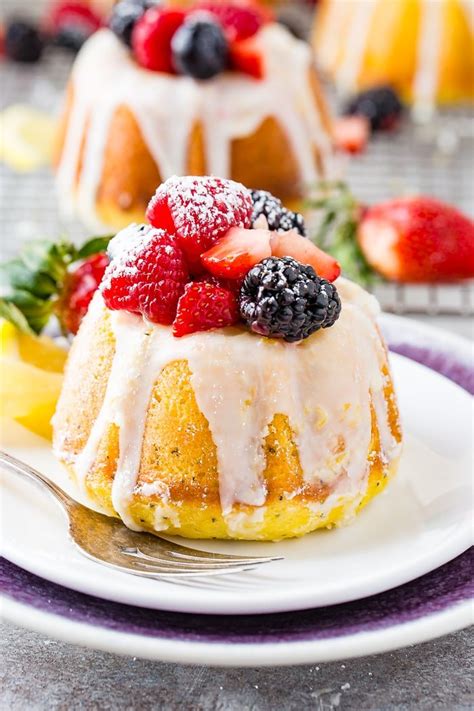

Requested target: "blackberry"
[
  {"left": 52, "top": 27, "right": 89, "bottom": 53},
  {"left": 344, "top": 86, "right": 403, "bottom": 131},
  {"left": 5, "top": 20, "right": 44, "bottom": 63},
  {"left": 172, "top": 15, "right": 228, "bottom": 80},
  {"left": 239, "top": 257, "right": 341, "bottom": 343},
  {"left": 250, "top": 189, "right": 306, "bottom": 237},
  {"left": 109, "top": 0, "right": 155, "bottom": 47}
]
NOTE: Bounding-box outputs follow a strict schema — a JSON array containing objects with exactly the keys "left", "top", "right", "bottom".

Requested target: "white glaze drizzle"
[
  {"left": 412, "top": 0, "right": 444, "bottom": 110},
  {"left": 56, "top": 25, "right": 334, "bottom": 231},
  {"left": 63, "top": 278, "right": 400, "bottom": 531}
]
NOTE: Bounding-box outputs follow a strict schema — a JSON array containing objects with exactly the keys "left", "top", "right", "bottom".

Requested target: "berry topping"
[
  {"left": 201, "top": 226, "right": 272, "bottom": 280},
  {"left": 59, "top": 253, "right": 109, "bottom": 334},
  {"left": 172, "top": 13, "right": 229, "bottom": 80},
  {"left": 5, "top": 21, "right": 44, "bottom": 63},
  {"left": 334, "top": 115, "right": 370, "bottom": 155},
  {"left": 146, "top": 176, "right": 253, "bottom": 273},
  {"left": 100, "top": 227, "right": 188, "bottom": 324},
  {"left": 344, "top": 86, "right": 403, "bottom": 132},
  {"left": 229, "top": 37, "right": 264, "bottom": 79},
  {"left": 250, "top": 189, "right": 306, "bottom": 236},
  {"left": 270, "top": 230, "right": 341, "bottom": 282},
  {"left": 195, "top": 1, "right": 269, "bottom": 42},
  {"left": 173, "top": 280, "right": 239, "bottom": 337},
  {"left": 48, "top": 2, "right": 102, "bottom": 51},
  {"left": 109, "top": 0, "right": 153, "bottom": 47},
  {"left": 132, "top": 6, "right": 186, "bottom": 73},
  {"left": 239, "top": 256, "right": 341, "bottom": 342}
]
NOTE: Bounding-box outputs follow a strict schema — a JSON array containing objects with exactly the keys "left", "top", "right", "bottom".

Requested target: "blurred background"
[{"left": 1, "top": 0, "right": 473, "bottom": 319}]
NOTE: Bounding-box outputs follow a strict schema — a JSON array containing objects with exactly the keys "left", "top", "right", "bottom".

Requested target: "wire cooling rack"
[{"left": 1, "top": 43, "right": 473, "bottom": 315}]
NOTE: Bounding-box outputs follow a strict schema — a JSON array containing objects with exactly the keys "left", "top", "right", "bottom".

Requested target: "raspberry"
[
  {"left": 173, "top": 281, "right": 239, "bottom": 337},
  {"left": 196, "top": 1, "right": 268, "bottom": 41},
  {"left": 239, "top": 257, "right": 341, "bottom": 342},
  {"left": 60, "top": 253, "right": 109, "bottom": 334},
  {"left": 100, "top": 227, "right": 188, "bottom": 325},
  {"left": 146, "top": 176, "right": 253, "bottom": 273},
  {"left": 132, "top": 6, "right": 186, "bottom": 73}
]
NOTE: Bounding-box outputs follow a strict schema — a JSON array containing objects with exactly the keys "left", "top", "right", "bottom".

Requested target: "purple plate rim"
[{"left": 1, "top": 314, "right": 473, "bottom": 648}]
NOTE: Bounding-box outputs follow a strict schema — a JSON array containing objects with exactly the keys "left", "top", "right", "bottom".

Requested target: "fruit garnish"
[
  {"left": 0, "top": 234, "right": 112, "bottom": 336},
  {"left": 250, "top": 189, "right": 306, "bottom": 236},
  {"left": 358, "top": 196, "right": 474, "bottom": 282},
  {"left": 333, "top": 115, "right": 370, "bottom": 155},
  {"left": 146, "top": 175, "right": 253, "bottom": 273},
  {"left": 4, "top": 20, "right": 44, "bottom": 63},
  {"left": 344, "top": 86, "right": 404, "bottom": 132},
  {"left": 132, "top": 6, "right": 186, "bottom": 73},
  {"left": 239, "top": 256, "right": 341, "bottom": 342},
  {"left": 270, "top": 230, "right": 341, "bottom": 282},
  {"left": 0, "top": 104, "right": 57, "bottom": 172},
  {"left": 173, "top": 281, "right": 239, "bottom": 337},
  {"left": 109, "top": 0, "right": 153, "bottom": 47},
  {"left": 0, "top": 319, "right": 66, "bottom": 439},
  {"left": 201, "top": 226, "right": 272, "bottom": 280},
  {"left": 195, "top": 1, "right": 270, "bottom": 42},
  {"left": 101, "top": 227, "right": 188, "bottom": 324},
  {"left": 59, "top": 252, "right": 109, "bottom": 334},
  {"left": 229, "top": 37, "right": 264, "bottom": 79},
  {"left": 171, "top": 12, "right": 229, "bottom": 80},
  {"left": 47, "top": 1, "right": 102, "bottom": 51}
]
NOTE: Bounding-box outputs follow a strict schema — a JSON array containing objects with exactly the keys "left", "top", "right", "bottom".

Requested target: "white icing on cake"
[
  {"left": 56, "top": 25, "right": 334, "bottom": 232},
  {"left": 56, "top": 276, "right": 401, "bottom": 533}
]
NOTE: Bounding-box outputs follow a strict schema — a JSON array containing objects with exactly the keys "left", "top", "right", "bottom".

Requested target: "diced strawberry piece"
[
  {"left": 146, "top": 176, "right": 253, "bottom": 273},
  {"left": 100, "top": 227, "right": 188, "bottom": 324},
  {"left": 358, "top": 196, "right": 474, "bottom": 282},
  {"left": 270, "top": 230, "right": 341, "bottom": 282},
  {"left": 60, "top": 252, "right": 108, "bottom": 334},
  {"left": 132, "top": 7, "right": 186, "bottom": 73},
  {"left": 201, "top": 227, "right": 272, "bottom": 280},
  {"left": 334, "top": 116, "right": 370, "bottom": 155},
  {"left": 229, "top": 38, "right": 264, "bottom": 79},
  {"left": 195, "top": 1, "right": 271, "bottom": 42},
  {"left": 173, "top": 281, "right": 240, "bottom": 337}
]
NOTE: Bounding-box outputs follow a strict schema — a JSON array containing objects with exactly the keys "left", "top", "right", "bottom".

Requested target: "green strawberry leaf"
[
  {"left": 77, "top": 235, "right": 113, "bottom": 260},
  {"left": 0, "top": 300, "right": 35, "bottom": 335}
]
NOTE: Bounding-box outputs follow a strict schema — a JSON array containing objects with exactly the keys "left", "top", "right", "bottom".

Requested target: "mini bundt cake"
[
  {"left": 52, "top": 175, "right": 402, "bottom": 541},
  {"left": 55, "top": 1, "right": 335, "bottom": 232},
  {"left": 313, "top": 0, "right": 474, "bottom": 106}
]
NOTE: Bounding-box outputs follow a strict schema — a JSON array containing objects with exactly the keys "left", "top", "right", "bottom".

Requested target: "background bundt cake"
[
  {"left": 55, "top": 1, "right": 336, "bottom": 232},
  {"left": 313, "top": 0, "right": 474, "bottom": 106}
]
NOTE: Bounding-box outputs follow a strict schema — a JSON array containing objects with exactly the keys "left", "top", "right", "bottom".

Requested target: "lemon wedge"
[
  {"left": 0, "top": 105, "right": 57, "bottom": 172},
  {"left": 0, "top": 320, "right": 67, "bottom": 439}
]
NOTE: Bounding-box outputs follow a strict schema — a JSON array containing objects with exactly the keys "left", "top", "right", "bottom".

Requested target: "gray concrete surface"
[{"left": 1, "top": 623, "right": 473, "bottom": 710}]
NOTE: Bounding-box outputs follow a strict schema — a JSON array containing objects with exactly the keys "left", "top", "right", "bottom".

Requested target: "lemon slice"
[
  {"left": 0, "top": 320, "right": 67, "bottom": 439},
  {"left": 0, "top": 105, "right": 57, "bottom": 172}
]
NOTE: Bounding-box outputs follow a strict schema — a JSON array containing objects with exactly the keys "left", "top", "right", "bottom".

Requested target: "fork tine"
[
  {"left": 120, "top": 546, "right": 280, "bottom": 569},
  {"left": 140, "top": 535, "right": 282, "bottom": 563},
  {"left": 121, "top": 545, "right": 282, "bottom": 567}
]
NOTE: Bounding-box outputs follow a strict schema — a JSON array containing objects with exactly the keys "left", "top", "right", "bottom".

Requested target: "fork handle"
[{"left": 0, "top": 450, "right": 73, "bottom": 510}]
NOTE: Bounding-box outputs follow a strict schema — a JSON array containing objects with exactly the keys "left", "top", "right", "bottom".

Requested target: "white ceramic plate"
[{"left": 1, "top": 348, "right": 472, "bottom": 616}]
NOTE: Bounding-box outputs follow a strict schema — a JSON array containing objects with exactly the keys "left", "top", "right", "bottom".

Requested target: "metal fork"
[{"left": 0, "top": 451, "right": 282, "bottom": 578}]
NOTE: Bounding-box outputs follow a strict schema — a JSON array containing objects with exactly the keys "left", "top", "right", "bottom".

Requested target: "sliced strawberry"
[
  {"left": 358, "top": 196, "right": 474, "bottom": 282},
  {"left": 229, "top": 37, "right": 264, "bottom": 79},
  {"left": 334, "top": 116, "right": 370, "bottom": 155},
  {"left": 195, "top": 1, "right": 271, "bottom": 42},
  {"left": 270, "top": 231, "right": 341, "bottom": 282},
  {"left": 201, "top": 227, "right": 272, "bottom": 280},
  {"left": 59, "top": 252, "right": 108, "bottom": 334},
  {"left": 132, "top": 7, "right": 186, "bottom": 73},
  {"left": 173, "top": 281, "right": 240, "bottom": 337}
]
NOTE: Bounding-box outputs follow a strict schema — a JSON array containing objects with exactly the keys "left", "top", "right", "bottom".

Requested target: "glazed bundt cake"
[
  {"left": 55, "top": 1, "right": 335, "bottom": 232},
  {"left": 52, "top": 175, "right": 402, "bottom": 541},
  {"left": 313, "top": 0, "right": 474, "bottom": 106}
]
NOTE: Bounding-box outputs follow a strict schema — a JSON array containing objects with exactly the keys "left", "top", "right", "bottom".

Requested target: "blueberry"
[
  {"left": 109, "top": 0, "right": 155, "bottom": 47},
  {"left": 172, "top": 14, "right": 228, "bottom": 80},
  {"left": 5, "top": 20, "right": 44, "bottom": 63}
]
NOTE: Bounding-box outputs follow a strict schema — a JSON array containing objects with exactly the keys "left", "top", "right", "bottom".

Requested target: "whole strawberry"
[
  {"left": 60, "top": 252, "right": 108, "bottom": 334},
  {"left": 146, "top": 175, "right": 253, "bottom": 273},
  {"left": 100, "top": 226, "right": 188, "bottom": 324},
  {"left": 358, "top": 196, "right": 474, "bottom": 282}
]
